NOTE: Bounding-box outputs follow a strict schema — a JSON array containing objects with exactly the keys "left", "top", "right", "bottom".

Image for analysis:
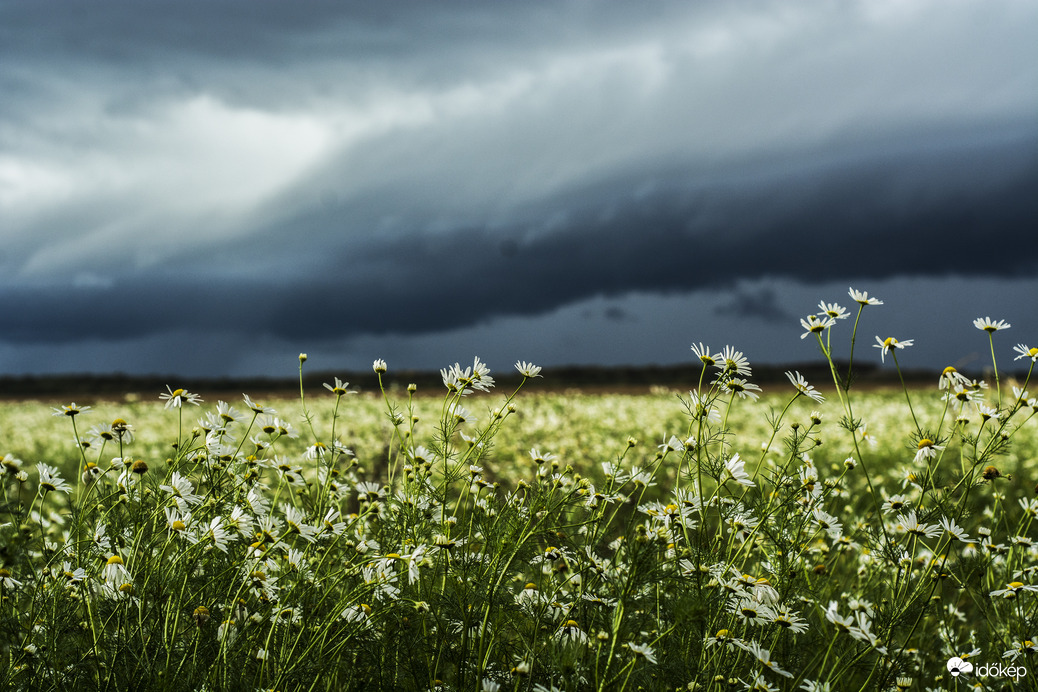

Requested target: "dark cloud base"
[{"left": 2, "top": 130, "right": 1036, "bottom": 346}]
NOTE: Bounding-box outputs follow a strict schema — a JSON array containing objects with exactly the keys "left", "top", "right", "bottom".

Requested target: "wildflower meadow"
[{"left": 2, "top": 288, "right": 1038, "bottom": 692}]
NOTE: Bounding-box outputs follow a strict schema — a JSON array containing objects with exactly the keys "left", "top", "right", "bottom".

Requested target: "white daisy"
[
  {"left": 716, "top": 345, "right": 752, "bottom": 376},
  {"left": 973, "top": 316, "right": 1010, "bottom": 333},
  {"left": 1003, "top": 639, "right": 1038, "bottom": 661},
  {"left": 0, "top": 567, "right": 22, "bottom": 589},
  {"left": 691, "top": 342, "right": 719, "bottom": 367},
  {"left": 730, "top": 598, "right": 775, "bottom": 627},
  {"left": 939, "top": 366, "right": 971, "bottom": 390},
  {"left": 771, "top": 606, "right": 809, "bottom": 633},
  {"left": 321, "top": 377, "right": 354, "bottom": 397},
  {"left": 812, "top": 508, "right": 843, "bottom": 539},
  {"left": 720, "top": 377, "right": 762, "bottom": 401},
  {"left": 159, "top": 386, "right": 202, "bottom": 409},
  {"left": 197, "top": 516, "right": 230, "bottom": 552},
  {"left": 102, "top": 554, "right": 130, "bottom": 587},
  {"left": 626, "top": 642, "right": 657, "bottom": 664},
  {"left": 913, "top": 438, "right": 944, "bottom": 462},
  {"left": 800, "top": 314, "right": 835, "bottom": 339},
  {"left": 738, "top": 640, "right": 793, "bottom": 677},
  {"left": 723, "top": 453, "right": 755, "bottom": 488},
  {"left": 160, "top": 471, "right": 202, "bottom": 512},
  {"left": 515, "top": 361, "right": 542, "bottom": 378},
  {"left": 52, "top": 402, "right": 91, "bottom": 418},
  {"left": 848, "top": 287, "right": 883, "bottom": 306},
  {"left": 1014, "top": 344, "right": 1038, "bottom": 362},
  {"left": 817, "top": 300, "right": 849, "bottom": 320},
  {"left": 37, "top": 463, "right": 72, "bottom": 494},
  {"left": 241, "top": 394, "right": 276, "bottom": 415},
  {"left": 873, "top": 336, "right": 914, "bottom": 363},
  {"left": 227, "top": 506, "right": 255, "bottom": 541},
  {"left": 989, "top": 581, "right": 1038, "bottom": 599},
  {"left": 896, "top": 510, "right": 941, "bottom": 539},
  {"left": 824, "top": 601, "right": 854, "bottom": 632},
  {"left": 786, "top": 371, "right": 825, "bottom": 402}
]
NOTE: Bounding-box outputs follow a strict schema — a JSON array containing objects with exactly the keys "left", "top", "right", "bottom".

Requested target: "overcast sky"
[{"left": 1, "top": 0, "right": 1036, "bottom": 379}]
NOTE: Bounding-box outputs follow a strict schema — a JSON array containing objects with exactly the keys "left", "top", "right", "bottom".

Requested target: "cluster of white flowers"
[{"left": 5, "top": 289, "right": 1038, "bottom": 690}]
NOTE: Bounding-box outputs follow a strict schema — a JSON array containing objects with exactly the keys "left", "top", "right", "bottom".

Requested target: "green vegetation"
[{"left": 2, "top": 291, "right": 1038, "bottom": 691}]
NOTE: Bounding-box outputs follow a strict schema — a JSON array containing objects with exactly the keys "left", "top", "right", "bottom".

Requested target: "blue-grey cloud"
[
  {"left": 715, "top": 287, "right": 791, "bottom": 325},
  {"left": 3, "top": 129, "right": 1034, "bottom": 346},
  {"left": 0, "top": 0, "right": 1036, "bottom": 375}
]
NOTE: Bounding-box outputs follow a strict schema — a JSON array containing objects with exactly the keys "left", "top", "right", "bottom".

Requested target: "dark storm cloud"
[
  {"left": 3, "top": 129, "right": 1035, "bottom": 346},
  {"left": 1, "top": 0, "right": 1037, "bottom": 374},
  {"left": 0, "top": 0, "right": 693, "bottom": 113}
]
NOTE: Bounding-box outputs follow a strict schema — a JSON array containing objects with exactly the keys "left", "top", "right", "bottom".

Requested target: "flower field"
[{"left": 2, "top": 290, "right": 1038, "bottom": 691}]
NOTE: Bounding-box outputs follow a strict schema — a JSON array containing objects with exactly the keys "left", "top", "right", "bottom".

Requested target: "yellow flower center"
[
  {"left": 883, "top": 337, "right": 897, "bottom": 348},
  {"left": 917, "top": 439, "right": 933, "bottom": 449},
  {"left": 942, "top": 366, "right": 957, "bottom": 376},
  {"left": 171, "top": 389, "right": 184, "bottom": 398},
  {"left": 106, "top": 556, "right": 123, "bottom": 566}
]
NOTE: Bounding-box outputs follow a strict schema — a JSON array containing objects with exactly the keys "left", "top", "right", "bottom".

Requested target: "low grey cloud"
[
  {"left": 714, "top": 286, "right": 792, "bottom": 325},
  {"left": 602, "top": 307, "right": 630, "bottom": 323}
]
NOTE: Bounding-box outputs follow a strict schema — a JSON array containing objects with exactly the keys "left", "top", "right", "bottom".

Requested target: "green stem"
[
  {"left": 891, "top": 350, "right": 922, "bottom": 435},
  {"left": 988, "top": 332, "right": 1002, "bottom": 409}
]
